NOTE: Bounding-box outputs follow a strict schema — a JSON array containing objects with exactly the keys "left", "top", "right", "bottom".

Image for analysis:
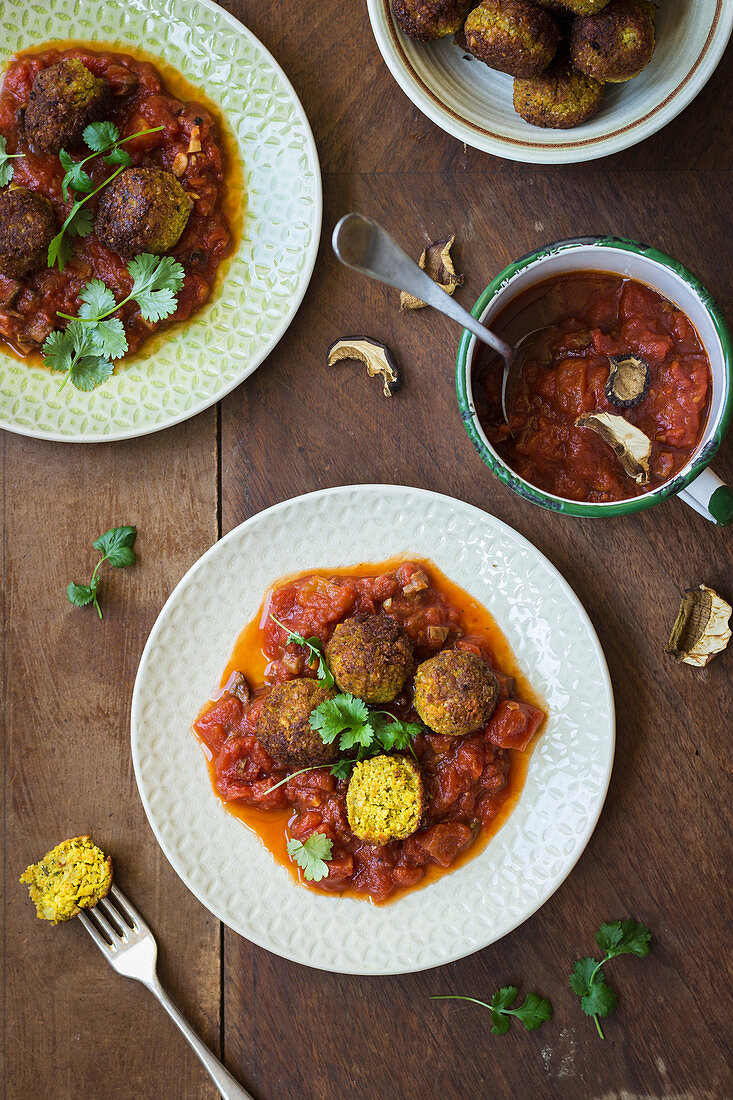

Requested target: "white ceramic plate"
[
  {"left": 367, "top": 0, "right": 733, "bottom": 164},
  {"left": 0, "top": 0, "right": 321, "bottom": 441},
  {"left": 132, "top": 485, "right": 615, "bottom": 975}
]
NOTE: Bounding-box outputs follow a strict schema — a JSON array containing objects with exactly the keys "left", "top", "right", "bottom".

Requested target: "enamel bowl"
[{"left": 456, "top": 237, "right": 733, "bottom": 525}]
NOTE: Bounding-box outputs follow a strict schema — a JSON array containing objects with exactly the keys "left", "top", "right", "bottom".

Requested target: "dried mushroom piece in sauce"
[
  {"left": 665, "top": 585, "right": 732, "bottom": 667},
  {"left": 575, "top": 411, "right": 651, "bottom": 485},
  {"left": 400, "top": 235, "right": 464, "bottom": 311},
  {"left": 327, "top": 337, "right": 402, "bottom": 397},
  {"left": 605, "top": 354, "right": 651, "bottom": 409}
]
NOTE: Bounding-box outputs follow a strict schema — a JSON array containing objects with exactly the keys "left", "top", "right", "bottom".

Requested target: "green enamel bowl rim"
[{"left": 455, "top": 236, "right": 733, "bottom": 518}]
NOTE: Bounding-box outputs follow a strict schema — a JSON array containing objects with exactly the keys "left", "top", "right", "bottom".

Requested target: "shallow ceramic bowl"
[
  {"left": 367, "top": 0, "right": 733, "bottom": 164},
  {"left": 0, "top": 0, "right": 321, "bottom": 441},
  {"left": 456, "top": 237, "right": 733, "bottom": 524},
  {"left": 132, "top": 484, "right": 615, "bottom": 975}
]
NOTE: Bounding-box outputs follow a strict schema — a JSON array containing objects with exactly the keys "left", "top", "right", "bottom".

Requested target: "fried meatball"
[
  {"left": 414, "top": 649, "right": 499, "bottom": 736},
  {"left": 464, "top": 0, "right": 561, "bottom": 77},
  {"left": 326, "top": 613, "right": 413, "bottom": 704},
  {"left": 514, "top": 55, "right": 604, "bottom": 127},
  {"left": 94, "top": 167, "right": 192, "bottom": 257},
  {"left": 0, "top": 188, "right": 55, "bottom": 277},
  {"left": 346, "top": 755, "right": 424, "bottom": 844},
  {"left": 256, "top": 678, "right": 339, "bottom": 768},
  {"left": 538, "top": 0, "right": 610, "bottom": 12},
  {"left": 570, "top": 0, "right": 656, "bottom": 83},
  {"left": 392, "top": 0, "right": 474, "bottom": 41},
  {"left": 20, "top": 836, "right": 112, "bottom": 924},
  {"left": 24, "top": 58, "right": 111, "bottom": 155}
]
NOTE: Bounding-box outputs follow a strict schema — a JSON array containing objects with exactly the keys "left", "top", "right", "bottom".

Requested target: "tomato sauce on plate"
[
  {"left": 0, "top": 44, "right": 239, "bottom": 359},
  {"left": 473, "top": 273, "right": 712, "bottom": 502},
  {"left": 193, "top": 559, "right": 547, "bottom": 904}
]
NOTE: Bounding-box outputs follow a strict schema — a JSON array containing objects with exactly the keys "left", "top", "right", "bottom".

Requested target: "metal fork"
[{"left": 79, "top": 885, "right": 253, "bottom": 1100}]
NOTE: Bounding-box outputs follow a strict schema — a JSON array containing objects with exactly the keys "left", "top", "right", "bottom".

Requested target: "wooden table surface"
[{"left": 4, "top": 3, "right": 732, "bottom": 1098}]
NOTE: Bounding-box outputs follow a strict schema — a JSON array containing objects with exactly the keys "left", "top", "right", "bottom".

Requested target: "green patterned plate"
[{"left": 0, "top": 0, "right": 322, "bottom": 441}]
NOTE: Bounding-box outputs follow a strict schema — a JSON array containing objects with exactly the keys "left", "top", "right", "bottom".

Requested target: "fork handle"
[{"left": 146, "top": 977, "right": 255, "bottom": 1100}]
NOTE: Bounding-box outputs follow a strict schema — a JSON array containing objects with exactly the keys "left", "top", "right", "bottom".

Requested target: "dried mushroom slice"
[
  {"left": 605, "top": 354, "right": 650, "bottom": 409},
  {"left": 327, "top": 337, "right": 401, "bottom": 397},
  {"left": 400, "top": 235, "right": 464, "bottom": 311},
  {"left": 575, "top": 411, "right": 651, "bottom": 485},
  {"left": 665, "top": 585, "right": 732, "bottom": 667}
]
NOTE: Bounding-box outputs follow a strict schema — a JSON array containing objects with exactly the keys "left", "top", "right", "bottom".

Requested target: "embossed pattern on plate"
[
  {"left": 132, "top": 485, "right": 615, "bottom": 975},
  {"left": 0, "top": 0, "right": 321, "bottom": 441}
]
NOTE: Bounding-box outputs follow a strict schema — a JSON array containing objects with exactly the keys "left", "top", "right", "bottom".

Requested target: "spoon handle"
[{"left": 332, "top": 214, "right": 513, "bottom": 362}]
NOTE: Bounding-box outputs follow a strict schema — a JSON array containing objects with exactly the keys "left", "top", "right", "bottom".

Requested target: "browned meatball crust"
[
  {"left": 0, "top": 188, "right": 55, "bottom": 277},
  {"left": 24, "top": 58, "right": 111, "bottom": 154},
  {"left": 392, "top": 0, "right": 474, "bottom": 41},
  {"left": 570, "top": 0, "right": 656, "bottom": 83},
  {"left": 464, "top": 0, "right": 561, "bottom": 77},
  {"left": 326, "top": 613, "right": 414, "bottom": 704},
  {"left": 94, "top": 167, "right": 192, "bottom": 258},
  {"left": 414, "top": 649, "right": 499, "bottom": 736},
  {"left": 513, "top": 54, "right": 604, "bottom": 127},
  {"left": 256, "top": 678, "right": 339, "bottom": 768}
]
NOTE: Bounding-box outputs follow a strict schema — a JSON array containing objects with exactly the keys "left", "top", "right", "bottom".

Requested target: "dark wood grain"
[{"left": 4, "top": 1, "right": 733, "bottom": 1098}]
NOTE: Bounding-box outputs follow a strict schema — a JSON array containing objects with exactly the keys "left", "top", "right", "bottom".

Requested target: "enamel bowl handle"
[{"left": 677, "top": 467, "right": 733, "bottom": 526}]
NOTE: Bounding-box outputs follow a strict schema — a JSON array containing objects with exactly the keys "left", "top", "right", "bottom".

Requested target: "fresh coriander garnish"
[
  {"left": 569, "top": 919, "right": 652, "bottom": 1038},
  {"left": 49, "top": 121, "right": 164, "bottom": 271},
  {"left": 432, "top": 988, "right": 552, "bottom": 1034},
  {"left": 0, "top": 135, "right": 24, "bottom": 187},
  {"left": 67, "top": 525, "right": 137, "bottom": 619},
  {"left": 286, "top": 834, "right": 333, "bottom": 882},
  {"left": 269, "top": 612, "right": 335, "bottom": 687},
  {"left": 43, "top": 255, "right": 185, "bottom": 391},
  {"left": 311, "top": 693, "right": 422, "bottom": 757}
]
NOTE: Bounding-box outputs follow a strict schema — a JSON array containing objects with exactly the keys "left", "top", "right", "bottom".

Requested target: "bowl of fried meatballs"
[{"left": 368, "top": 0, "right": 732, "bottom": 162}]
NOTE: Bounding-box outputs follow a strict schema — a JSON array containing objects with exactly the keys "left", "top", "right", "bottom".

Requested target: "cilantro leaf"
[
  {"left": 329, "top": 758, "right": 355, "bottom": 781},
  {"left": 512, "top": 991, "right": 553, "bottom": 1031},
  {"left": 269, "top": 613, "right": 335, "bottom": 687},
  {"left": 67, "top": 581, "right": 96, "bottom": 607},
  {"left": 127, "top": 253, "right": 185, "bottom": 322},
  {"left": 79, "top": 279, "right": 118, "bottom": 319},
  {"left": 59, "top": 149, "right": 94, "bottom": 200},
  {"left": 569, "top": 956, "right": 598, "bottom": 998},
  {"left": 286, "top": 834, "right": 333, "bottom": 882},
  {"left": 432, "top": 988, "right": 551, "bottom": 1035},
  {"left": 93, "top": 526, "right": 137, "bottom": 565},
  {"left": 310, "top": 694, "right": 371, "bottom": 750},
  {"left": 83, "top": 120, "right": 120, "bottom": 152},
  {"left": 371, "top": 712, "right": 423, "bottom": 751},
  {"left": 581, "top": 979, "right": 617, "bottom": 1020},
  {"left": 0, "top": 135, "right": 22, "bottom": 187},
  {"left": 597, "top": 919, "right": 651, "bottom": 959},
  {"left": 69, "top": 354, "right": 115, "bottom": 391},
  {"left": 42, "top": 328, "right": 76, "bottom": 375},
  {"left": 66, "top": 203, "right": 94, "bottom": 239},
  {"left": 89, "top": 317, "right": 128, "bottom": 359},
  {"left": 103, "top": 146, "right": 132, "bottom": 168}
]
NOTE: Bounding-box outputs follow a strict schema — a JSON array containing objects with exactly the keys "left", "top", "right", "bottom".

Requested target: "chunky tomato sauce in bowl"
[
  {"left": 0, "top": 44, "right": 235, "bottom": 359},
  {"left": 194, "top": 559, "right": 546, "bottom": 905},
  {"left": 457, "top": 238, "right": 733, "bottom": 525}
]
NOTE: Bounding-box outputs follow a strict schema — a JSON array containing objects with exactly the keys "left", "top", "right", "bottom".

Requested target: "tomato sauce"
[
  {"left": 194, "top": 559, "right": 547, "bottom": 904},
  {"left": 473, "top": 273, "right": 712, "bottom": 502},
  {"left": 0, "top": 44, "right": 240, "bottom": 359}
]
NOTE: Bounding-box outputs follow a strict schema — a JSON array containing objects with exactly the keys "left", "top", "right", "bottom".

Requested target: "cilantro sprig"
[
  {"left": 286, "top": 834, "right": 333, "bottom": 882},
  {"left": 67, "top": 526, "right": 137, "bottom": 619},
  {"left": 569, "top": 919, "right": 652, "bottom": 1038},
  {"left": 0, "top": 135, "right": 23, "bottom": 187},
  {"left": 269, "top": 613, "right": 335, "bottom": 687},
  {"left": 49, "top": 120, "right": 164, "bottom": 271},
  {"left": 42, "top": 255, "right": 184, "bottom": 391},
  {"left": 432, "top": 988, "right": 552, "bottom": 1034},
  {"left": 311, "top": 693, "right": 422, "bottom": 760}
]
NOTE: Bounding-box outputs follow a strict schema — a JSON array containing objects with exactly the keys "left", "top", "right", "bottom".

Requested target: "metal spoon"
[{"left": 332, "top": 213, "right": 526, "bottom": 422}]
